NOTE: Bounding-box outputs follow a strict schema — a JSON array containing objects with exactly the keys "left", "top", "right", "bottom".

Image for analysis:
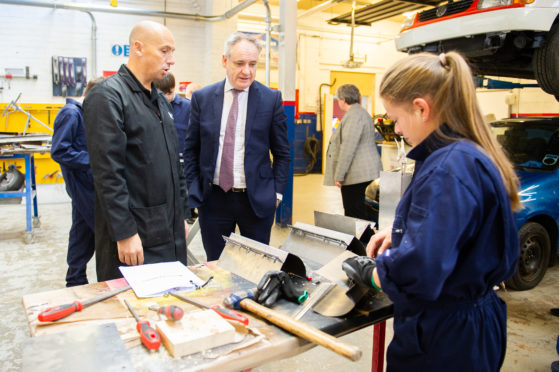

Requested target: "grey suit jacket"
[{"left": 324, "top": 104, "right": 382, "bottom": 186}]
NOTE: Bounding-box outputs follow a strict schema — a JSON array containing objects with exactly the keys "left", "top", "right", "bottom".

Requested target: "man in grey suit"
[{"left": 324, "top": 84, "right": 382, "bottom": 220}]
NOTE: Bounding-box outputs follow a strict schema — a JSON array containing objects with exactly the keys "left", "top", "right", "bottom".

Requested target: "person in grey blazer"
[{"left": 324, "top": 84, "right": 382, "bottom": 220}]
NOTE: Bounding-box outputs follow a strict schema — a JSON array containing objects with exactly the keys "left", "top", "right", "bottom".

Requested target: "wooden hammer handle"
[{"left": 240, "top": 298, "right": 362, "bottom": 361}]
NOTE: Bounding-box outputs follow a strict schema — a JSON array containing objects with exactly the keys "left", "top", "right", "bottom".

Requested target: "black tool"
[{"left": 123, "top": 299, "right": 161, "bottom": 350}]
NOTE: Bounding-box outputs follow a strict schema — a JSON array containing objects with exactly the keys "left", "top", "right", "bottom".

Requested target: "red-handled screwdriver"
[
  {"left": 38, "top": 285, "right": 131, "bottom": 322},
  {"left": 170, "top": 292, "right": 249, "bottom": 325},
  {"left": 149, "top": 305, "right": 184, "bottom": 321},
  {"left": 123, "top": 299, "right": 161, "bottom": 350}
]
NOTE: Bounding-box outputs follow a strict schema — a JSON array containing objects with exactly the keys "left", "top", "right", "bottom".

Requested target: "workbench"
[
  {"left": 0, "top": 153, "right": 39, "bottom": 243},
  {"left": 21, "top": 262, "right": 393, "bottom": 371}
]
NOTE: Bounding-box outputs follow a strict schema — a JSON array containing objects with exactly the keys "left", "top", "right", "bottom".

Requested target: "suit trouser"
[
  {"left": 66, "top": 199, "right": 95, "bottom": 287},
  {"left": 198, "top": 185, "right": 275, "bottom": 261},
  {"left": 340, "top": 181, "right": 371, "bottom": 220}
]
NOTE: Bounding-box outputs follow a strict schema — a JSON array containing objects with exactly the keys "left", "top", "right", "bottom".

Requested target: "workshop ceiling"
[{"left": 268, "top": 0, "right": 440, "bottom": 26}]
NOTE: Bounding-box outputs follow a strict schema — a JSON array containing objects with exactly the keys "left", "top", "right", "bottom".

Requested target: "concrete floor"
[{"left": 1, "top": 174, "right": 558, "bottom": 371}]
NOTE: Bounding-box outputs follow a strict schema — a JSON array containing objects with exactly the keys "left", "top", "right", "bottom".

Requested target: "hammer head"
[{"left": 223, "top": 289, "right": 258, "bottom": 310}]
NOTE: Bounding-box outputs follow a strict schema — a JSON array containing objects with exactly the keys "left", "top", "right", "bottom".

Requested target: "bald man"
[{"left": 84, "top": 21, "right": 189, "bottom": 281}]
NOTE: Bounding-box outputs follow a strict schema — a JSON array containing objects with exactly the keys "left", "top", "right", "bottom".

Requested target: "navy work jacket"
[
  {"left": 51, "top": 98, "right": 95, "bottom": 229},
  {"left": 170, "top": 94, "right": 190, "bottom": 158},
  {"left": 376, "top": 126, "right": 519, "bottom": 306}
]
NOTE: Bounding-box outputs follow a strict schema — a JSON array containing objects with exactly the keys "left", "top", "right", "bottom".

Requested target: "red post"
[{"left": 371, "top": 321, "right": 386, "bottom": 372}]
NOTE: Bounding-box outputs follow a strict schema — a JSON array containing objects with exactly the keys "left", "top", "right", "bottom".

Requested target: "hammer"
[{"left": 223, "top": 290, "right": 362, "bottom": 361}]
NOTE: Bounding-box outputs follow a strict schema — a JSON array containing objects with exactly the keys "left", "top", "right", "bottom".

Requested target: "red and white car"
[{"left": 396, "top": 0, "right": 559, "bottom": 98}]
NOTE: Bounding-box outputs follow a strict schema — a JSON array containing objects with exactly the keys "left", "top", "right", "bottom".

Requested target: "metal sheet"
[
  {"left": 378, "top": 170, "right": 412, "bottom": 230},
  {"left": 186, "top": 218, "right": 200, "bottom": 265},
  {"left": 282, "top": 222, "right": 365, "bottom": 268},
  {"left": 22, "top": 322, "right": 135, "bottom": 372},
  {"left": 314, "top": 210, "right": 375, "bottom": 244},
  {"left": 0, "top": 134, "right": 52, "bottom": 144},
  {"left": 217, "top": 233, "right": 306, "bottom": 284},
  {"left": 291, "top": 282, "right": 335, "bottom": 320},
  {"left": 311, "top": 251, "right": 369, "bottom": 317}
]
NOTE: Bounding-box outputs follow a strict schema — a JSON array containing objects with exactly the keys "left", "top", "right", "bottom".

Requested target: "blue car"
[{"left": 492, "top": 117, "right": 559, "bottom": 290}]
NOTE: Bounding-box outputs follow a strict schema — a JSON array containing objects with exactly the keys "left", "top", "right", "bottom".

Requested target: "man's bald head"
[
  {"left": 129, "top": 20, "right": 167, "bottom": 46},
  {"left": 127, "top": 20, "right": 175, "bottom": 89}
]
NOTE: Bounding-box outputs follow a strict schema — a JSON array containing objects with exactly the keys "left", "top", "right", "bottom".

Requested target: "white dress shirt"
[{"left": 213, "top": 79, "right": 248, "bottom": 188}]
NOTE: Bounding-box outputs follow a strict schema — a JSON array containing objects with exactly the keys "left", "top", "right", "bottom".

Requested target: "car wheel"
[
  {"left": 506, "top": 222, "right": 551, "bottom": 290},
  {"left": 0, "top": 166, "right": 25, "bottom": 191},
  {"left": 534, "top": 22, "right": 559, "bottom": 98}
]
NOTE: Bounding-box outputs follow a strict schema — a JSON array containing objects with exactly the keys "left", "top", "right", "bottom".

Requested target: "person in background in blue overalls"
[
  {"left": 51, "top": 77, "right": 104, "bottom": 287},
  {"left": 153, "top": 73, "right": 195, "bottom": 223},
  {"left": 342, "top": 52, "right": 521, "bottom": 371}
]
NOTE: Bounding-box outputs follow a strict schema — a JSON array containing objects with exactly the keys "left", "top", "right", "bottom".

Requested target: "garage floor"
[{"left": 1, "top": 174, "right": 558, "bottom": 371}]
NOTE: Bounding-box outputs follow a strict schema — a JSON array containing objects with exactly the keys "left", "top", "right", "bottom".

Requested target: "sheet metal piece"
[
  {"left": 22, "top": 322, "right": 135, "bottom": 372},
  {"left": 282, "top": 222, "right": 366, "bottom": 268},
  {"left": 379, "top": 170, "right": 412, "bottom": 230},
  {"left": 312, "top": 251, "right": 369, "bottom": 317},
  {"left": 291, "top": 282, "right": 335, "bottom": 320},
  {"left": 217, "top": 233, "right": 306, "bottom": 284},
  {"left": 186, "top": 218, "right": 200, "bottom": 265},
  {"left": 0, "top": 134, "right": 52, "bottom": 144},
  {"left": 314, "top": 210, "right": 375, "bottom": 245}
]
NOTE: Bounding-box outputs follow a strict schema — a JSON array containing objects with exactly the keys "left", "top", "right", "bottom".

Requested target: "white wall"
[
  {"left": 477, "top": 86, "right": 559, "bottom": 120},
  {"left": 0, "top": 0, "right": 239, "bottom": 104},
  {"left": 2, "top": 0, "right": 558, "bottom": 117},
  {"left": 295, "top": 11, "right": 406, "bottom": 115}
]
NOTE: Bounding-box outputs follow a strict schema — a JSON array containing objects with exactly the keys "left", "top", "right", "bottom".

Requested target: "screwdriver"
[
  {"left": 149, "top": 305, "right": 184, "bottom": 321},
  {"left": 170, "top": 292, "right": 249, "bottom": 326},
  {"left": 123, "top": 299, "right": 161, "bottom": 350},
  {"left": 38, "top": 285, "right": 131, "bottom": 322}
]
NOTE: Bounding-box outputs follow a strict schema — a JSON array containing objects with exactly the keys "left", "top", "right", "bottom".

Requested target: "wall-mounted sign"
[
  {"left": 51, "top": 56, "right": 87, "bottom": 97},
  {"left": 111, "top": 44, "right": 130, "bottom": 57}
]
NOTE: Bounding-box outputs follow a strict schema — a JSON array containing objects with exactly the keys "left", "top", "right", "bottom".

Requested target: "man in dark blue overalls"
[{"left": 51, "top": 77, "right": 103, "bottom": 287}]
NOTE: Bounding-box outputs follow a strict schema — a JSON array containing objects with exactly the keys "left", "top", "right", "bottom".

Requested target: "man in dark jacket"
[
  {"left": 51, "top": 77, "right": 103, "bottom": 286},
  {"left": 83, "top": 20, "right": 189, "bottom": 281}
]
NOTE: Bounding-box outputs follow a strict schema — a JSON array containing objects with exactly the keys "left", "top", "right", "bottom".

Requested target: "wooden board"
[
  {"left": 156, "top": 309, "right": 236, "bottom": 358},
  {"left": 22, "top": 280, "right": 132, "bottom": 337}
]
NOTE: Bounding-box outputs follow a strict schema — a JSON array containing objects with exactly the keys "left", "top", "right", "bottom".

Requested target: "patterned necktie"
[{"left": 219, "top": 89, "right": 240, "bottom": 192}]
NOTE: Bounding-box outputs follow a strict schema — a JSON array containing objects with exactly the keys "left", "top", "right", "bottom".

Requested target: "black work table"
[{"left": 21, "top": 262, "right": 393, "bottom": 372}]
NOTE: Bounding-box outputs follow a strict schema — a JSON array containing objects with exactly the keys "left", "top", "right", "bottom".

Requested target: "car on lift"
[
  {"left": 395, "top": 0, "right": 559, "bottom": 99},
  {"left": 491, "top": 116, "right": 559, "bottom": 290}
]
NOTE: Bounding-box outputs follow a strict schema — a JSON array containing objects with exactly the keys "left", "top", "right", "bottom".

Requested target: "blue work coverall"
[
  {"left": 170, "top": 94, "right": 190, "bottom": 159},
  {"left": 171, "top": 94, "right": 192, "bottom": 219},
  {"left": 376, "top": 126, "right": 519, "bottom": 371},
  {"left": 51, "top": 98, "right": 95, "bottom": 287}
]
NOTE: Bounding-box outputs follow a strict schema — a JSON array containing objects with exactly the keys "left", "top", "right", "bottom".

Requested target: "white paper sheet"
[{"left": 119, "top": 261, "right": 204, "bottom": 298}]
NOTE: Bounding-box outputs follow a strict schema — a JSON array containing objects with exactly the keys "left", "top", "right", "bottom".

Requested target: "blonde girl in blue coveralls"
[{"left": 342, "top": 52, "right": 521, "bottom": 371}]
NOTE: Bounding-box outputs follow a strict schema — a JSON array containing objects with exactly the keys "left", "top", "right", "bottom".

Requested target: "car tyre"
[
  {"left": 534, "top": 22, "right": 559, "bottom": 98},
  {"left": 506, "top": 222, "right": 551, "bottom": 290},
  {"left": 0, "top": 166, "right": 25, "bottom": 191}
]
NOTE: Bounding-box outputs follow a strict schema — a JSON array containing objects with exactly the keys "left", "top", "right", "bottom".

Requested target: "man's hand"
[
  {"left": 117, "top": 233, "right": 144, "bottom": 266},
  {"left": 256, "top": 270, "right": 307, "bottom": 307},
  {"left": 342, "top": 256, "right": 377, "bottom": 288},
  {"left": 335, "top": 180, "right": 343, "bottom": 189},
  {"left": 184, "top": 220, "right": 190, "bottom": 240},
  {"left": 366, "top": 226, "right": 392, "bottom": 258}
]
